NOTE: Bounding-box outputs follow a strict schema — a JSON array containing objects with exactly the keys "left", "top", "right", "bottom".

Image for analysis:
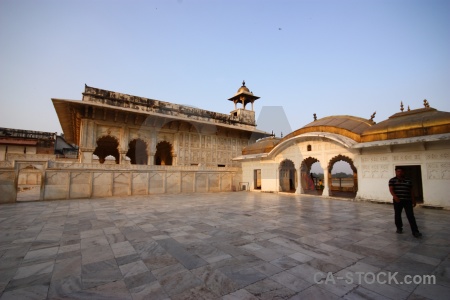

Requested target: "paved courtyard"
[{"left": 0, "top": 192, "right": 449, "bottom": 300}]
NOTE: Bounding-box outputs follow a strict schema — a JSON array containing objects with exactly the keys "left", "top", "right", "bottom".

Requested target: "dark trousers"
[{"left": 393, "top": 200, "right": 419, "bottom": 233}]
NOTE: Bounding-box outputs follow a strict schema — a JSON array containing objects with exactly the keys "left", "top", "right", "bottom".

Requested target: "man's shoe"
[
  {"left": 413, "top": 232, "right": 422, "bottom": 238},
  {"left": 396, "top": 229, "right": 403, "bottom": 234}
]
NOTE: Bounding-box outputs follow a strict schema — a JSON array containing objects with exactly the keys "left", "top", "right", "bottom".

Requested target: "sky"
[{"left": 1, "top": 0, "right": 449, "bottom": 142}]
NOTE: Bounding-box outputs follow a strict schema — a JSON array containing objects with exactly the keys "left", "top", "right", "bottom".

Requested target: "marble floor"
[{"left": 0, "top": 192, "right": 449, "bottom": 300}]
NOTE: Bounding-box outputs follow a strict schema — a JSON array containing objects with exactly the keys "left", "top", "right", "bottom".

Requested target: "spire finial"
[
  {"left": 313, "top": 113, "right": 317, "bottom": 121},
  {"left": 242, "top": 80, "right": 246, "bottom": 86},
  {"left": 400, "top": 101, "right": 404, "bottom": 112},
  {"left": 423, "top": 99, "right": 430, "bottom": 108},
  {"left": 370, "top": 111, "right": 376, "bottom": 121},
  {"left": 408, "top": 105, "right": 410, "bottom": 111}
]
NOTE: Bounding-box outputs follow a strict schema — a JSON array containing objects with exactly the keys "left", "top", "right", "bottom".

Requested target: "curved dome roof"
[
  {"left": 242, "top": 137, "right": 281, "bottom": 155},
  {"left": 302, "top": 115, "right": 374, "bottom": 134},
  {"left": 280, "top": 115, "right": 374, "bottom": 143},
  {"left": 239, "top": 106, "right": 450, "bottom": 156},
  {"left": 241, "top": 116, "right": 373, "bottom": 155},
  {"left": 228, "top": 80, "right": 260, "bottom": 106},
  {"left": 361, "top": 107, "right": 450, "bottom": 142},
  {"left": 237, "top": 85, "right": 251, "bottom": 94}
]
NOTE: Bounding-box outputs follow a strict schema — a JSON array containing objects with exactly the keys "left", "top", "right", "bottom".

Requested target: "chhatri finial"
[
  {"left": 408, "top": 105, "right": 411, "bottom": 111},
  {"left": 400, "top": 101, "right": 404, "bottom": 112},
  {"left": 242, "top": 80, "right": 246, "bottom": 86},
  {"left": 423, "top": 99, "right": 430, "bottom": 108},
  {"left": 313, "top": 113, "right": 317, "bottom": 121},
  {"left": 370, "top": 111, "right": 376, "bottom": 121}
]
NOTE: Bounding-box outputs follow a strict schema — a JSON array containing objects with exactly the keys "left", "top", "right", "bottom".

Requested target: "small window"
[
  {"left": 307, "top": 145, "right": 312, "bottom": 151},
  {"left": 218, "top": 164, "right": 226, "bottom": 167}
]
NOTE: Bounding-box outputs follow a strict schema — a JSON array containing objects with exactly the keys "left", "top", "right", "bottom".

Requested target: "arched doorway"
[
  {"left": 279, "top": 159, "right": 297, "bottom": 193},
  {"left": 16, "top": 165, "right": 42, "bottom": 201},
  {"left": 300, "top": 157, "right": 324, "bottom": 195},
  {"left": 93, "top": 136, "right": 119, "bottom": 164},
  {"left": 93, "top": 135, "right": 120, "bottom": 164},
  {"left": 328, "top": 154, "right": 357, "bottom": 198},
  {"left": 155, "top": 141, "right": 173, "bottom": 165},
  {"left": 126, "top": 139, "right": 148, "bottom": 165}
]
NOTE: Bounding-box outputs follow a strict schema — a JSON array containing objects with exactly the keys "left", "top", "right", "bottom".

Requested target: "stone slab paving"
[{"left": 0, "top": 192, "right": 449, "bottom": 300}]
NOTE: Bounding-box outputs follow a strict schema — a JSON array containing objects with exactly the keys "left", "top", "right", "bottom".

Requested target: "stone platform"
[{"left": 0, "top": 192, "right": 449, "bottom": 299}]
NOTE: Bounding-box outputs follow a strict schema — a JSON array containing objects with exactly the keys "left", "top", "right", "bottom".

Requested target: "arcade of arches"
[
  {"left": 93, "top": 136, "right": 173, "bottom": 166},
  {"left": 275, "top": 156, "right": 357, "bottom": 198}
]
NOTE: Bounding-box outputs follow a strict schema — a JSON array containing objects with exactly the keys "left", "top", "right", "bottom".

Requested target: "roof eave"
[
  {"left": 52, "top": 98, "right": 270, "bottom": 143},
  {"left": 353, "top": 133, "right": 450, "bottom": 149}
]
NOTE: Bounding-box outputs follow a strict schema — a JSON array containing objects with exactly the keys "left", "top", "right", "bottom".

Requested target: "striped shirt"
[{"left": 389, "top": 177, "right": 413, "bottom": 201}]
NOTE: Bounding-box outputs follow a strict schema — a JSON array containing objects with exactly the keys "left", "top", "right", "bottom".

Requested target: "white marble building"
[{"left": 235, "top": 101, "right": 450, "bottom": 209}]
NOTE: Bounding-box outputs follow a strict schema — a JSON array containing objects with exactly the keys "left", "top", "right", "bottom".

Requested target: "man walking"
[{"left": 389, "top": 166, "right": 422, "bottom": 238}]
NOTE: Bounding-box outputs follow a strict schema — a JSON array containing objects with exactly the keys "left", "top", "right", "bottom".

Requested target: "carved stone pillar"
[
  {"left": 80, "top": 148, "right": 94, "bottom": 164},
  {"left": 173, "top": 133, "right": 179, "bottom": 160},
  {"left": 295, "top": 178, "right": 302, "bottom": 194},
  {"left": 278, "top": 169, "right": 282, "bottom": 192},
  {"left": 88, "top": 120, "right": 96, "bottom": 149},
  {"left": 322, "top": 167, "right": 330, "bottom": 197},
  {"left": 120, "top": 128, "right": 129, "bottom": 154},
  {"left": 297, "top": 165, "right": 306, "bottom": 194},
  {"left": 148, "top": 151, "right": 155, "bottom": 166},
  {"left": 119, "top": 150, "right": 127, "bottom": 164}
]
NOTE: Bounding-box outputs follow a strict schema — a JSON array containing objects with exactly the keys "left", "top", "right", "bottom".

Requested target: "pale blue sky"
[{"left": 1, "top": 0, "right": 449, "bottom": 138}]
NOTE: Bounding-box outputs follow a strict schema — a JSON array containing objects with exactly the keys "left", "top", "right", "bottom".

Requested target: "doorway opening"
[
  {"left": 254, "top": 169, "right": 261, "bottom": 190},
  {"left": 155, "top": 141, "right": 173, "bottom": 165},
  {"left": 127, "top": 139, "right": 148, "bottom": 165},
  {"left": 301, "top": 157, "right": 323, "bottom": 195},
  {"left": 395, "top": 165, "right": 423, "bottom": 203},
  {"left": 93, "top": 135, "right": 120, "bottom": 164},
  {"left": 279, "top": 159, "right": 297, "bottom": 193},
  {"left": 328, "top": 155, "right": 357, "bottom": 198}
]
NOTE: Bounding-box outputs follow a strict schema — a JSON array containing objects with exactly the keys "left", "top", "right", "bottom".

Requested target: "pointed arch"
[
  {"left": 327, "top": 154, "right": 357, "bottom": 173},
  {"left": 155, "top": 141, "right": 173, "bottom": 165},
  {"left": 300, "top": 157, "right": 323, "bottom": 195},
  {"left": 279, "top": 159, "right": 297, "bottom": 192},
  {"left": 93, "top": 135, "right": 120, "bottom": 164},
  {"left": 126, "top": 138, "right": 148, "bottom": 165},
  {"left": 328, "top": 154, "right": 358, "bottom": 198},
  {"left": 302, "top": 157, "right": 320, "bottom": 171}
]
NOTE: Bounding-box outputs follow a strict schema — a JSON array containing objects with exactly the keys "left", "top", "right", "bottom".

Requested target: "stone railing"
[
  {"left": 47, "top": 161, "right": 240, "bottom": 172},
  {"left": 6, "top": 153, "right": 56, "bottom": 161}
]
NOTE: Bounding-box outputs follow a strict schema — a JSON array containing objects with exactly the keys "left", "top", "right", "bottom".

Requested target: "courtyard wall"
[{"left": 0, "top": 158, "right": 241, "bottom": 203}]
